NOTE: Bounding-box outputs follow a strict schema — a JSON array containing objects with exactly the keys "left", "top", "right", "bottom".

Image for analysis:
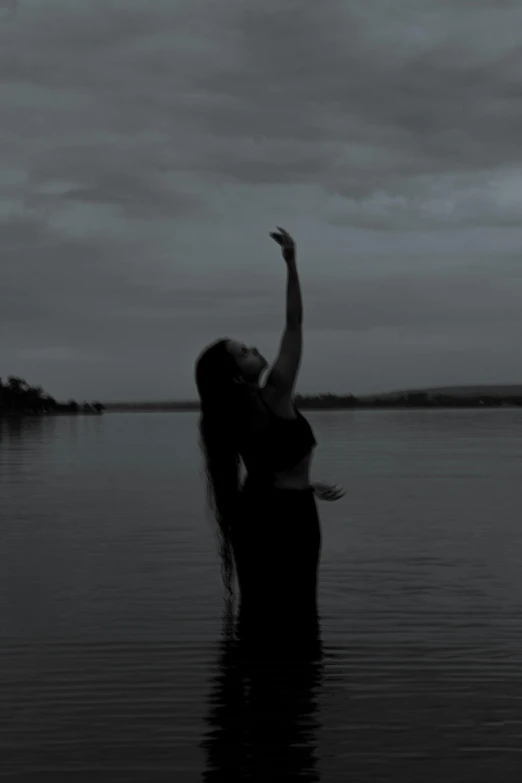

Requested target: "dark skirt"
[{"left": 231, "top": 482, "right": 322, "bottom": 647}]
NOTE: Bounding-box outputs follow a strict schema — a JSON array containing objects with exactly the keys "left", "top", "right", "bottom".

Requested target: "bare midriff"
[{"left": 272, "top": 450, "right": 315, "bottom": 490}]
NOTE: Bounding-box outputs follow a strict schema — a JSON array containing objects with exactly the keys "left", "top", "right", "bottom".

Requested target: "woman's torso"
[{"left": 239, "top": 386, "right": 316, "bottom": 490}]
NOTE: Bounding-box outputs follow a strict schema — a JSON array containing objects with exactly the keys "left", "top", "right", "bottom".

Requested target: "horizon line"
[{"left": 100, "top": 381, "right": 522, "bottom": 405}]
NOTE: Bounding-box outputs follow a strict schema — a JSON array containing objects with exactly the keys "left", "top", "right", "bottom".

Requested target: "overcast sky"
[{"left": 1, "top": 0, "right": 522, "bottom": 401}]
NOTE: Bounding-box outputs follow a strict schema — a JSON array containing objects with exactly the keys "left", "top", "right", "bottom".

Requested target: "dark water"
[{"left": 1, "top": 410, "right": 522, "bottom": 781}]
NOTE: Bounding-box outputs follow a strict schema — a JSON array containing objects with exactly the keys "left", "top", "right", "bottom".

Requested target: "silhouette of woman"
[{"left": 195, "top": 228, "right": 344, "bottom": 644}]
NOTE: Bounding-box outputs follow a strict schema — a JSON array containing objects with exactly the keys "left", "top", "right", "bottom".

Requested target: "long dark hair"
[{"left": 195, "top": 338, "right": 250, "bottom": 600}]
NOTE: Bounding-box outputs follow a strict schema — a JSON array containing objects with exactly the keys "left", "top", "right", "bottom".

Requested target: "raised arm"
[{"left": 265, "top": 228, "right": 303, "bottom": 399}]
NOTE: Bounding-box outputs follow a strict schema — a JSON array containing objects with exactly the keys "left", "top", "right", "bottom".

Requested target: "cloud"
[
  {"left": 5, "top": 1, "right": 522, "bottom": 222},
  {"left": 19, "top": 345, "right": 102, "bottom": 362},
  {"left": 1, "top": 0, "right": 522, "bottom": 398},
  {"left": 0, "top": 0, "right": 17, "bottom": 23},
  {"left": 324, "top": 168, "right": 522, "bottom": 230},
  {"left": 306, "top": 263, "right": 522, "bottom": 335}
]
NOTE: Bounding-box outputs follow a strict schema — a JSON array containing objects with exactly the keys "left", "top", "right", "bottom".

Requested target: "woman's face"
[{"left": 226, "top": 339, "right": 268, "bottom": 382}]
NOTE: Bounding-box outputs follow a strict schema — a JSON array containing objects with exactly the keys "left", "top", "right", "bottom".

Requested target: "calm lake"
[{"left": 1, "top": 409, "right": 522, "bottom": 781}]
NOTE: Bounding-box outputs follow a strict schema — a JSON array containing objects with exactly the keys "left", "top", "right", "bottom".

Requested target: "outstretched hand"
[
  {"left": 313, "top": 482, "right": 346, "bottom": 502},
  {"left": 270, "top": 226, "right": 296, "bottom": 264}
]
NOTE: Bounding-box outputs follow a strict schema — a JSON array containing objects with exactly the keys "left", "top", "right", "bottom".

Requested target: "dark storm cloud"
[
  {"left": 305, "top": 265, "right": 522, "bottom": 334},
  {"left": 186, "top": 1, "right": 522, "bottom": 195},
  {"left": 64, "top": 172, "right": 204, "bottom": 219},
  {"left": 1, "top": 0, "right": 522, "bottom": 398},
  {"left": 5, "top": 1, "right": 522, "bottom": 223}
]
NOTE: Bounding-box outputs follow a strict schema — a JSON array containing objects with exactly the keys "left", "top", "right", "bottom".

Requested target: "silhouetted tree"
[{"left": 0, "top": 376, "right": 103, "bottom": 416}]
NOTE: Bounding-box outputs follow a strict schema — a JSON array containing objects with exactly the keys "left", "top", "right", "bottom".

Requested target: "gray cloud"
[{"left": 1, "top": 0, "right": 522, "bottom": 399}]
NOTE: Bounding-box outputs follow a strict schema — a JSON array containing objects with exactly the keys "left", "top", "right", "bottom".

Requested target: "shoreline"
[
  {"left": 0, "top": 410, "right": 103, "bottom": 418},
  {"left": 102, "top": 403, "right": 522, "bottom": 413}
]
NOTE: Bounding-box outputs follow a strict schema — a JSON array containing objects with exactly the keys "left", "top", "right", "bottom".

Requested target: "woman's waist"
[
  {"left": 241, "top": 441, "right": 315, "bottom": 474},
  {"left": 273, "top": 451, "right": 313, "bottom": 487},
  {"left": 243, "top": 449, "right": 313, "bottom": 480},
  {"left": 241, "top": 472, "right": 314, "bottom": 493},
  {"left": 242, "top": 483, "right": 314, "bottom": 494}
]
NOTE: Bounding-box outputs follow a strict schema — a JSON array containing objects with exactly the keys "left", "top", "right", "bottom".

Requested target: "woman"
[{"left": 195, "top": 228, "right": 344, "bottom": 636}]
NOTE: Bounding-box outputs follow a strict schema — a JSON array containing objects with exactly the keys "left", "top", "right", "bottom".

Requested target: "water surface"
[{"left": 1, "top": 410, "right": 521, "bottom": 780}]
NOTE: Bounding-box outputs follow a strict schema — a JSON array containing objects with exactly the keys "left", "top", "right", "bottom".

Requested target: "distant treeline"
[
  {"left": 103, "top": 390, "right": 522, "bottom": 412},
  {"left": 297, "top": 392, "right": 522, "bottom": 409},
  {"left": 0, "top": 376, "right": 105, "bottom": 416}
]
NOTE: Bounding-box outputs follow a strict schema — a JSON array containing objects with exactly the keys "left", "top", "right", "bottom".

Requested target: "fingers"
[
  {"left": 277, "top": 227, "right": 294, "bottom": 246},
  {"left": 318, "top": 484, "right": 346, "bottom": 501},
  {"left": 270, "top": 227, "right": 294, "bottom": 247},
  {"left": 270, "top": 227, "right": 296, "bottom": 266},
  {"left": 327, "top": 485, "right": 345, "bottom": 501}
]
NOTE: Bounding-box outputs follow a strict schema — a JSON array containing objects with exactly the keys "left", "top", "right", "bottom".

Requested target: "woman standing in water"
[{"left": 195, "top": 228, "right": 344, "bottom": 637}]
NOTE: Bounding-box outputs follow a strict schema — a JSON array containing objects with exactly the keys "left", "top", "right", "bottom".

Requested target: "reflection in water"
[
  {"left": 0, "top": 414, "right": 45, "bottom": 442},
  {"left": 201, "top": 600, "right": 324, "bottom": 782}
]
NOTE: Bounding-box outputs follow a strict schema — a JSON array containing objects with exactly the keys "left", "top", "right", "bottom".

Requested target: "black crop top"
[{"left": 239, "top": 392, "right": 317, "bottom": 480}]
